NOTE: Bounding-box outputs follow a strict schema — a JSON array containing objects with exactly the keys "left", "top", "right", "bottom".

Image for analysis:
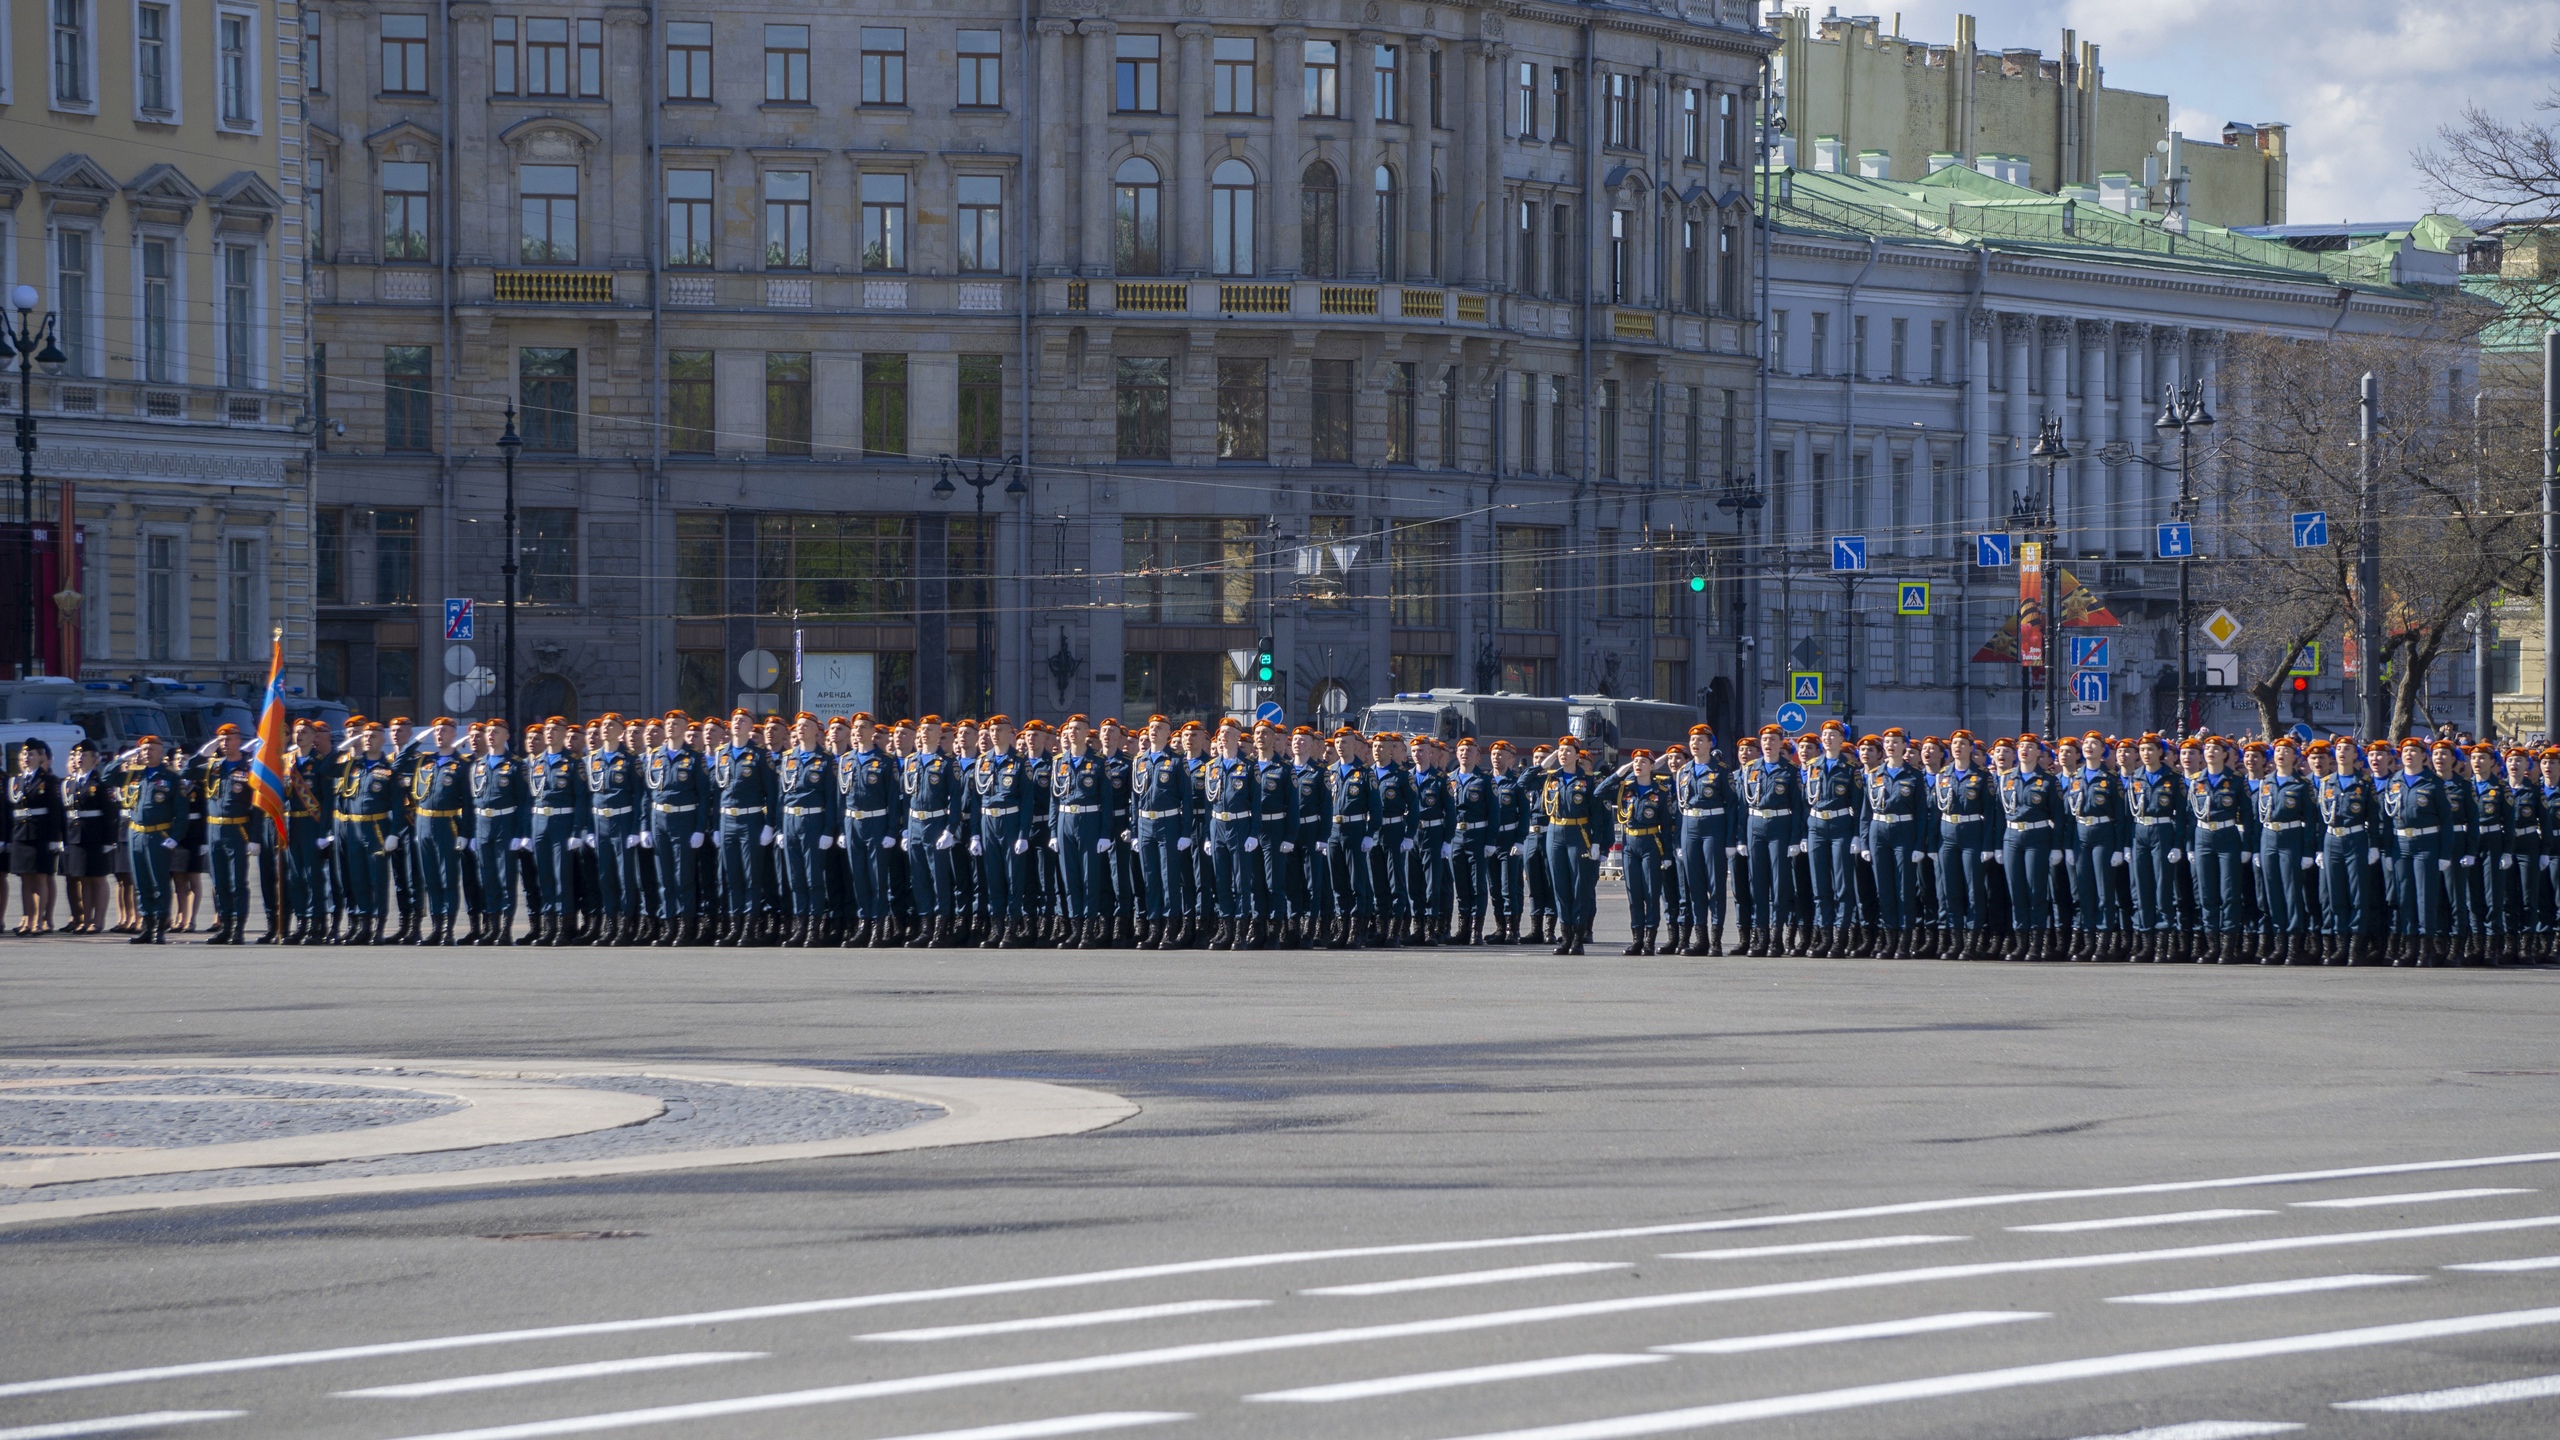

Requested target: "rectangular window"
[
  {"left": 1215, "top": 357, "right": 1267, "bottom": 461},
  {"left": 1303, "top": 38, "right": 1338, "bottom": 117},
  {"left": 1547, "top": 373, "right": 1567, "bottom": 475},
  {"left": 765, "top": 23, "right": 808, "bottom": 101},
  {"left": 862, "top": 354, "right": 908, "bottom": 457},
  {"left": 1719, "top": 90, "right": 1739, "bottom": 164},
  {"left": 1810, "top": 450, "right": 1829, "bottom": 537},
  {"left": 1385, "top": 361, "right": 1415, "bottom": 465},
  {"left": 1597, "top": 380, "right": 1619, "bottom": 480},
  {"left": 957, "top": 354, "right": 1003, "bottom": 458},
  {"left": 518, "top": 164, "right": 578, "bottom": 264},
  {"left": 315, "top": 509, "right": 345, "bottom": 604},
  {"left": 382, "top": 161, "right": 431, "bottom": 261},
  {"left": 385, "top": 345, "right": 433, "bottom": 451},
  {"left": 1770, "top": 447, "right": 1790, "bottom": 534},
  {"left": 1851, "top": 314, "right": 1867, "bottom": 377},
  {"left": 518, "top": 346, "right": 577, "bottom": 452},
  {"left": 220, "top": 245, "right": 253, "bottom": 388},
  {"left": 375, "top": 509, "right": 418, "bottom": 605},
  {"left": 523, "top": 16, "right": 569, "bottom": 96},
  {"left": 665, "top": 168, "right": 712, "bottom": 267},
  {"left": 676, "top": 650, "right": 722, "bottom": 715},
  {"left": 223, "top": 536, "right": 260, "bottom": 659},
  {"left": 1890, "top": 317, "right": 1908, "bottom": 381},
  {"left": 136, "top": 2, "right": 169, "bottom": 112},
  {"left": 138, "top": 237, "right": 172, "bottom": 382},
  {"left": 1212, "top": 35, "right": 1254, "bottom": 114},
  {"left": 1890, "top": 454, "right": 1911, "bottom": 551},
  {"left": 674, "top": 513, "right": 722, "bottom": 615},
  {"left": 1390, "top": 520, "right": 1452, "bottom": 626},
  {"left": 1116, "top": 356, "right": 1172, "bottom": 461},
  {"left": 52, "top": 0, "right": 90, "bottom": 105},
  {"left": 1930, "top": 455, "right": 1950, "bottom": 556},
  {"left": 577, "top": 18, "right": 601, "bottom": 96},
  {"left": 145, "top": 534, "right": 178, "bottom": 657},
  {"left": 958, "top": 28, "right": 1001, "bottom": 107},
  {"left": 1718, "top": 223, "right": 1739, "bottom": 315},
  {"left": 1429, "top": 46, "right": 1444, "bottom": 126},
  {"left": 860, "top": 27, "right": 904, "bottom": 104},
  {"left": 1516, "top": 198, "right": 1536, "bottom": 292},
  {"left": 1808, "top": 311, "right": 1829, "bottom": 377},
  {"left": 859, "top": 173, "right": 906, "bottom": 271},
  {"left": 1549, "top": 201, "right": 1570, "bottom": 299},
  {"left": 1123, "top": 519, "right": 1255, "bottom": 624},
  {"left": 383, "top": 13, "right": 429, "bottom": 93},
  {"left": 1372, "top": 43, "right": 1396, "bottom": 121},
  {"left": 1681, "top": 219, "right": 1701, "bottom": 313},
  {"left": 2494, "top": 638, "right": 2524, "bottom": 694},
  {"left": 1685, "top": 385, "right": 1703, "bottom": 485},
  {"left": 1604, "top": 71, "right": 1631, "bottom": 149},
  {"left": 1496, "top": 525, "right": 1557, "bottom": 630},
  {"left": 1772, "top": 309, "right": 1788, "bottom": 372},
  {"left": 1598, "top": 527, "right": 1622, "bottom": 616},
  {"left": 764, "top": 352, "right": 811, "bottom": 455},
  {"left": 1609, "top": 209, "right": 1629, "bottom": 303},
  {"left": 1550, "top": 68, "right": 1570, "bottom": 144},
  {"left": 956, "top": 174, "right": 1002, "bottom": 273},
  {"left": 1311, "top": 357, "right": 1353, "bottom": 464},
  {"left": 763, "top": 170, "right": 810, "bottom": 269},
  {"left": 1721, "top": 388, "right": 1739, "bottom": 481},
  {"left": 1930, "top": 319, "right": 1947, "bottom": 382},
  {"left": 217, "top": 10, "right": 252, "bottom": 123},
  {"left": 665, "top": 20, "right": 710, "bottom": 99},
  {"left": 667, "top": 349, "right": 713, "bottom": 453},
  {"left": 754, "top": 514, "right": 916, "bottom": 621},
  {"left": 1514, "top": 60, "right": 1535, "bottom": 137},
  {"left": 490, "top": 15, "right": 515, "bottom": 93},
  {"left": 379, "top": 648, "right": 418, "bottom": 707},
  {"left": 523, "top": 508, "right": 576, "bottom": 603},
  {"left": 1439, "top": 364, "right": 1459, "bottom": 466},
  {"left": 1681, "top": 87, "right": 1700, "bottom": 160},
  {"left": 1115, "top": 32, "right": 1159, "bottom": 111}
]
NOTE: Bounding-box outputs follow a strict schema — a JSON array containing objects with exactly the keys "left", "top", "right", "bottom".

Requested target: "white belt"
[
  {"left": 847, "top": 806, "right": 889, "bottom": 819},
  {"left": 909, "top": 807, "right": 949, "bottom": 820},
  {"left": 2262, "top": 820, "right": 2307, "bottom": 832},
  {"left": 1811, "top": 806, "right": 1856, "bottom": 821},
  {"left": 1749, "top": 808, "right": 1791, "bottom": 819},
  {"left": 1682, "top": 806, "right": 1725, "bottom": 817},
  {"left": 1212, "top": 811, "right": 1252, "bottom": 821},
  {"left": 784, "top": 805, "right": 827, "bottom": 816},
  {"left": 1872, "top": 813, "right": 1914, "bottom": 823},
  {"left": 2396, "top": 825, "right": 2439, "bottom": 837},
  {"left": 654, "top": 802, "right": 697, "bottom": 812},
  {"left": 982, "top": 805, "right": 1019, "bottom": 816},
  {"left": 1260, "top": 811, "right": 1290, "bottom": 821},
  {"left": 2008, "top": 819, "right": 2052, "bottom": 831},
  {"left": 73, "top": 809, "right": 104, "bottom": 818},
  {"left": 1058, "top": 803, "right": 1101, "bottom": 814},
  {"left": 533, "top": 806, "right": 575, "bottom": 816},
  {"left": 2195, "top": 819, "right": 2239, "bottom": 831},
  {"left": 475, "top": 805, "right": 518, "bottom": 816},
  {"left": 2135, "top": 816, "right": 2179, "bottom": 825},
  {"left": 2519, "top": 826, "right": 2542, "bottom": 836},
  {"left": 1140, "top": 808, "right": 1182, "bottom": 820},
  {"left": 593, "top": 805, "right": 634, "bottom": 817}
]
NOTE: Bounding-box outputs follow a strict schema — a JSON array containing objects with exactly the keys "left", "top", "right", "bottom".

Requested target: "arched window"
[
  {"left": 1211, "top": 159, "right": 1255, "bottom": 277},
  {"left": 1300, "top": 161, "right": 1339, "bottom": 280},
  {"left": 1374, "top": 164, "right": 1399, "bottom": 280},
  {"left": 1113, "top": 156, "right": 1161, "bottom": 275}
]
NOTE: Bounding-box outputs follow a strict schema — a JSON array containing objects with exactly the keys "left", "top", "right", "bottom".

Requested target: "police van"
[
  {"left": 1566, "top": 696, "right": 1706, "bottom": 766},
  {"left": 0, "top": 678, "right": 174, "bottom": 746},
  {"left": 1357, "top": 690, "right": 1571, "bottom": 754}
]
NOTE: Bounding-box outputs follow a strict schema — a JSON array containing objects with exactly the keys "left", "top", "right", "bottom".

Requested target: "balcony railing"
[
  {"left": 1319, "top": 285, "right": 1378, "bottom": 316},
  {"left": 1399, "top": 288, "right": 1444, "bottom": 319},
  {"left": 1221, "top": 283, "right": 1288, "bottom": 313},
  {"left": 1456, "top": 294, "right": 1488, "bottom": 323},
  {"left": 493, "top": 270, "right": 613, "bottom": 304},
  {"left": 1115, "top": 281, "right": 1188, "bottom": 312},
  {"left": 1612, "top": 308, "right": 1657, "bottom": 340}
]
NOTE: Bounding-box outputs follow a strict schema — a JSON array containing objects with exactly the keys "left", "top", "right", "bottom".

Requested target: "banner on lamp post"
[{"left": 2017, "top": 541, "right": 2046, "bottom": 669}]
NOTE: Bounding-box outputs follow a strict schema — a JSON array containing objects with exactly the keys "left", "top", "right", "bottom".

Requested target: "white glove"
[
  {"left": 2109, "top": 851, "right": 2126, "bottom": 866},
  {"left": 2501, "top": 855, "right": 2514, "bottom": 870},
  {"left": 1728, "top": 844, "right": 1744, "bottom": 857},
  {"left": 1177, "top": 836, "right": 1193, "bottom": 852},
  {"left": 1398, "top": 837, "right": 1415, "bottom": 853},
  {"left": 2168, "top": 848, "right": 2183, "bottom": 863},
  {"left": 759, "top": 824, "right": 775, "bottom": 846},
  {"left": 1244, "top": 836, "right": 1260, "bottom": 852},
  {"left": 1317, "top": 840, "right": 1333, "bottom": 855},
  {"left": 818, "top": 833, "right": 834, "bottom": 850},
  {"left": 162, "top": 838, "right": 177, "bottom": 850},
  {"left": 1589, "top": 846, "right": 1603, "bottom": 862},
  {"left": 1361, "top": 836, "right": 1378, "bottom": 852},
  {"left": 689, "top": 831, "right": 706, "bottom": 849},
  {"left": 1482, "top": 845, "right": 1496, "bottom": 857},
  {"left": 898, "top": 836, "right": 911, "bottom": 851},
  {"left": 455, "top": 835, "right": 469, "bottom": 852},
  {"left": 1047, "top": 836, "right": 1060, "bottom": 852},
  {"left": 2461, "top": 855, "right": 2477, "bottom": 867},
  {"left": 317, "top": 835, "right": 334, "bottom": 849},
  {"left": 2440, "top": 858, "right": 2454, "bottom": 872},
  {"left": 1013, "top": 837, "right": 1029, "bottom": 855},
  {"left": 2301, "top": 857, "right": 2317, "bottom": 871},
  {"left": 968, "top": 835, "right": 984, "bottom": 856},
  {"left": 246, "top": 842, "right": 261, "bottom": 855},
  {"left": 640, "top": 830, "right": 656, "bottom": 849},
  {"left": 627, "top": 834, "right": 645, "bottom": 850},
  {"left": 1280, "top": 840, "right": 1296, "bottom": 853},
  {"left": 1121, "top": 830, "right": 1135, "bottom": 847},
  {"left": 382, "top": 834, "right": 399, "bottom": 853},
  {"left": 882, "top": 835, "right": 898, "bottom": 850},
  {"left": 1096, "top": 837, "right": 1113, "bottom": 854},
  {"left": 934, "top": 829, "right": 954, "bottom": 850},
  {"left": 469, "top": 837, "right": 483, "bottom": 853},
  {"left": 1514, "top": 843, "right": 1528, "bottom": 857},
  {"left": 512, "top": 837, "right": 532, "bottom": 851},
  {"left": 2369, "top": 847, "right": 2381, "bottom": 863},
  {"left": 1440, "top": 842, "right": 1456, "bottom": 859}
]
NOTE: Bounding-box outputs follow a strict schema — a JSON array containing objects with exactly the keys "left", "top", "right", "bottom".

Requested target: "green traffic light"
[
  {"left": 1688, "top": 575, "right": 1707, "bottom": 592},
  {"left": 1257, "top": 665, "right": 1274, "bottom": 682}
]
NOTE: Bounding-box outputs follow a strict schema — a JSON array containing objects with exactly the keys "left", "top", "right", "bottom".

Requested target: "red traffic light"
[{"left": 2292, "top": 676, "right": 2309, "bottom": 691}]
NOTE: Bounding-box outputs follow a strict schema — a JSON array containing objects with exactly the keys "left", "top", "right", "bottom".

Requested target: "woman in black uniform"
[
  {"left": 60, "top": 739, "right": 119, "bottom": 934},
  {"left": 8, "top": 739, "right": 65, "bottom": 934}
]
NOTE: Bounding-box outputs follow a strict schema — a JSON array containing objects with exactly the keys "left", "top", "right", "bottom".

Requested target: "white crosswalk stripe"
[
  {"left": 2293, "top": 1187, "right": 2533, "bottom": 1209},
  {"left": 2063, "top": 1425, "right": 2303, "bottom": 1440},
  {"left": 0, "top": 1416, "right": 244, "bottom": 1440},
  {"left": 858, "top": 1300, "right": 1268, "bottom": 1342},
  {"left": 2008, "top": 1209, "right": 2272, "bottom": 1234},
  {"left": 1660, "top": 1235, "right": 1968, "bottom": 1259},
  {"left": 335, "top": 1352, "right": 765, "bottom": 1399},
  {"left": 1246, "top": 1354, "right": 1665, "bottom": 1403},
  {"left": 1649, "top": 1310, "right": 2043, "bottom": 1354},
  {"left": 1299, "top": 1262, "right": 1631, "bottom": 1296},
  {"left": 2334, "top": 1372, "right": 2560, "bottom": 1412},
  {"left": 2105, "top": 1274, "right": 2419, "bottom": 1305}
]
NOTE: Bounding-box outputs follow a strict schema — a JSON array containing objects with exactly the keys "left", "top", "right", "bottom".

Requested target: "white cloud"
[{"left": 1804, "top": 0, "right": 2560, "bottom": 222}]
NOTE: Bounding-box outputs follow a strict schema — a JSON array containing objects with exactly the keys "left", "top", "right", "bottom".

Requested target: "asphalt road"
[{"left": 5, "top": 902, "right": 2560, "bottom": 1440}]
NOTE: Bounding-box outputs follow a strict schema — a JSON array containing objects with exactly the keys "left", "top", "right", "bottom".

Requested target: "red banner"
[{"left": 2018, "top": 542, "right": 2045, "bottom": 669}]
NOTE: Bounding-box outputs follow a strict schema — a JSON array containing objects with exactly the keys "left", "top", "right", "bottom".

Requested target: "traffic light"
[
  {"left": 1689, "top": 572, "right": 1708, "bottom": 593},
  {"left": 1254, "top": 637, "right": 1276, "bottom": 685},
  {"left": 1688, "top": 547, "right": 1709, "bottom": 593}
]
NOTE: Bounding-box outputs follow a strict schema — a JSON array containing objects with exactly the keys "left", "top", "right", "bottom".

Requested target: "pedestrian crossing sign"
[
  {"left": 1791, "top": 672, "right": 1824, "bottom": 705},
  {"left": 1897, "top": 582, "right": 1930, "bottom": 616}
]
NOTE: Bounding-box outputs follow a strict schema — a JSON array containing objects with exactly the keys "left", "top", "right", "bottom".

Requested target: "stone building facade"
[
  {"left": 307, "top": 0, "right": 1770, "bottom": 728},
  {"left": 0, "top": 0, "right": 314, "bottom": 689}
]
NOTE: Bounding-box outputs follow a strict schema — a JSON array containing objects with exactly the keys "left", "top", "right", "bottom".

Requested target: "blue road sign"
[
  {"left": 2069, "top": 635, "right": 2111, "bottom": 670},
  {"left": 1832, "top": 535, "right": 1869, "bottom": 572},
  {"left": 2072, "top": 669, "right": 2112, "bottom": 705},
  {"left": 1791, "top": 673, "right": 1824, "bottom": 704},
  {"left": 444, "top": 598, "right": 475, "bottom": 641},
  {"left": 1898, "top": 582, "right": 1930, "bottom": 616},
  {"left": 2293, "top": 511, "right": 2330, "bottom": 548},
  {"left": 2291, "top": 722, "right": 2316, "bottom": 745},
  {"left": 2157, "top": 522, "right": 2194, "bottom": 559},
  {"left": 1255, "top": 700, "right": 1285, "bottom": 725},
  {"left": 1775, "top": 702, "right": 1810, "bottom": 735},
  {"left": 1977, "top": 532, "right": 2013, "bottom": 568}
]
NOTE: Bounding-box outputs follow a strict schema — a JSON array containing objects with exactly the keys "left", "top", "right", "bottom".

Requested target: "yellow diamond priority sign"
[{"left": 2200, "top": 607, "right": 2243, "bottom": 648}]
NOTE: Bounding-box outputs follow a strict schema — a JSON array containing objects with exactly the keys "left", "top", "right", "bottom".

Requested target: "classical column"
[
  {"left": 1348, "top": 35, "right": 1379, "bottom": 280},
  {"left": 2155, "top": 327, "right": 2184, "bottom": 536},
  {"left": 1457, "top": 40, "right": 1487, "bottom": 286},
  {"left": 1485, "top": 45, "right": 1510, "bottom": 291},
  {"left": 1271, "top": 26, "right": 1303, "bottom": 277},
  {"left": 2078, "top": 319, "right": 2112, "bottom": 554},
  {"left": 1407, "top": 40, "right": 1437, "bottom": 282},
  {"left": 2116, "top": 321, "right": 2150, "bottom": 546},
  {"left": 2195, "top": 330, "right": 2224, "bottom": 534},
  {"left": 1965, "top": 311, "right": 1994, "bottom": 527},
  {"left": 2001, "top": 314, "right": 2033, "bottom": 502},
  {"left": 2040, "top": 315, "right": 2072, "bottom": 536},
  {"left": 1035, "top": 19, "right": 1074, "bottom": 273},
  {"left": 604, "top": 8, "right": 650, "bottom": 269},
  {"left": 1175, "top": 24, "right": 1211, "bottom": 277},
  {"left": 1078, "top": 18, "right": 1116, "bottom": 277}
]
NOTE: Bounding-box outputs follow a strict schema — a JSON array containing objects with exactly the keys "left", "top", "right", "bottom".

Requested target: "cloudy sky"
[{"left": 1798, "top": 1, "right": 2560, "bottom": 224}]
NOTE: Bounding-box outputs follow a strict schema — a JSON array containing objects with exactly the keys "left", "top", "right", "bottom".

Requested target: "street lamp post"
[
  {"left": 6, "top": 285, "right": 66, "bottom": 679},
  {"left": 1716, "top": 472, "right": 1764, "bottom": 733},
  {"left": 936, "top": 452, "right": 1026, "bottom": 716},
  {"left": 2156, "top": 380, "right": 2215, "bottom": 740},
  {"left": 497, "top": 406, "right": 523, "bottom": 734},
  {"left": 2028, "top": 415, "right": 2072, "bottom": 737}
]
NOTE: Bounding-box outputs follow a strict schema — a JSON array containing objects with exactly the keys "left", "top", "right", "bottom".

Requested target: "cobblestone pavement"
[{"left": 0, "top": 1067, "right": 469, "bottom": 1154}]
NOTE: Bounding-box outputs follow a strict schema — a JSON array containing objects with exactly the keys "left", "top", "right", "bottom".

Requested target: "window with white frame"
[
  {"left": 219, "top": 243, "right": 256, "bottom": 387},
  {"left": 216, "top": 6, "right": 256, "bottom": 128},
  {"left": 955, "top": 174, "right": 1002, "bottom": 274},
  {"left": 143, "top": 532, "right": 183, "bottom": 660},
  {"left": 52, "top": 0, "right": 95, "bottom": 108},
  {"left": 52, "top": 226, "right": 94, "bottom": 375},
  {"left": 138, "top": 235, "right": 175, "bottom": 382},
  {"left": 664, "top": 167, "right": 712, "bottom": 266},
  {"left": 382, "top": 160, "right": 431, "bottom": 260},
  {"left": 518, "top": 164, "right": 578, "bottom": 263},
  {"left": 224, "top": 535, "right": 264, "bottom": 662},
  {"left": 82, "top": 531, "right": 109, "bottom": 660},
  {"left": 134, "top": 0, "right": 173, "bottom": 116}
]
